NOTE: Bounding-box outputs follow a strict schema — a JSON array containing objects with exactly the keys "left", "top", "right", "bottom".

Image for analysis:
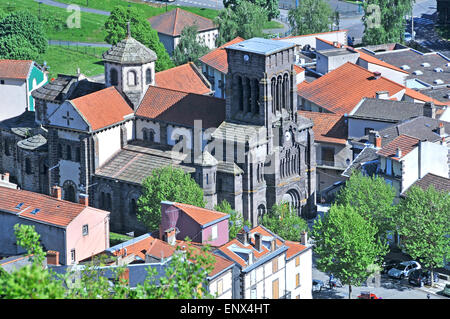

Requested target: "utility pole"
[{"left": 411, "top": 7, "right": 414, "bottom": 41}]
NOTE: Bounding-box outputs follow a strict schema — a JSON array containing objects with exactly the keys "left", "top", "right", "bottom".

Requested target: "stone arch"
[
  {"left": 127, "top": 190, "right": 141, "bottom": 216},
  {"left": 128, "top": 70, "right": 137, "bottom": 86},
  {"left": 145, "top": 68, "right": 152, "bottom": 85},
  {"left": 257, "top": 203, "right": 266, "bottom": 225},
  {"left": 97, "top": 183, "right": 113, "bottom": 211},
  {"left": 63, "top": 180, "right": 77, "bottom": 203},
  {"left": 282, "top": 189, "right": 301, "bottom": 215}
]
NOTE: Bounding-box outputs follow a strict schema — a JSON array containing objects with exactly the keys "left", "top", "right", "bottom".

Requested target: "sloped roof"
[
  {"left": 350, "top": 98, "right": 424, "bottom": 122},
  {"left": 148, "top": 8, "right": 216, "bottom": 37},
  {"left": 376, "top": 134, "right": 420, "bottom": 160},
  {"left": 403, "top": 173, "right": 450, "bottom": 194},
  {"left": 0, "top": 187, "right": 107, "bottom": 227},
  {"left": 70, "top": 86, "right": 133, "bottom": 131},
  {"left": 0, "top": 60, "right": 32, "bottom": 80},
  {"left": 298, "top": 62, "right": 406, "bottom": 115},
  {"left": 404, "top": 87, "right": 447, "bottom": 106},
  {"left": 102, "top": 36, "right": 157, "bottom": 64},
  {"left": 136, "top": 86, "right": 225, "bottom": 128},
  {"left": 155, "top": 62, "right": 211, "bottom": 95},
  {"left": 199, "top": 36, "right": 245, "bottom": 74},
  {"left": 285, "top": 240, "right": 308, "bottom": 260},
  {"left": 171, "top": 202, "right": 229, "bottom": 227},
  {"left": 298, "top": 110, "right": 347, "bottom": 144},
  {"left": 356, "top": 49, "right": 410, "bottom": 74}
]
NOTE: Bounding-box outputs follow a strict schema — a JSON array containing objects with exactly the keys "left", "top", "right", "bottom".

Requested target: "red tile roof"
[
  {"left": 136, "top": 86, "right": 226, "bottom": 128},
  {"left": 0, "top": 60, "right": 32, "bottom": 80},
  {"left": 285, "top": 240, "right": 308, "bottom": 260},
  {"left": 70, "top": 86, "right": 133, "bottom": 131},
  {"left": 356, "top": 49, "right": 409, "bottom": 74},
  {"left": 298, "top": 111, "right": 347, "bottom": 144},
  {"left": 173, "top": 202, "right": 228, "bottom": 226},
  {"left": 298, "top": 62, "right": 406, "bottom": 115},
  {"left": 217, "top": 225, "right": 284, "bottom": 268},
  {"left": 0, "top": 187, "right": 107, "bottom": 227},
  {"left": 199, "top": 37, "right": 245, "bottom": 74},
  {"left": 148, "top": 8, "right": 216, "bottom": 37},
  {"left": 404, "top": 87, "right": 447, "bottom": 106},
  {"left": 155, "top": 62, "right": 211, "bottom": 95},
  {"left": 376, "top": 134, "right": 420, "bottom": 160},
  {"left": 294, "top": 64, "right": 305, "bottom": 74}
]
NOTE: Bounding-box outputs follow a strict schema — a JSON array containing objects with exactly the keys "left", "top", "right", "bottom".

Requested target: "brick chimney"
[
  {"left": 375, "top": 91, "right": 389, "bottom": 99},
  {"left": 423, "top": 101, "right": 436, "bottom": 119},
  {"left": 237, "top": 228, "right": 250, "bottom": 245},
  {"left": 163, "top": 228, "right": 176, "bottom": 246},
  {"left": 301, "top": 231, "right": 308, "bottom": 246},
  {"left": 369, "top": 130, "right": 382, "bottom": 148},
  {"left": 79, "top": 194, "right": 88, "bottom": 206},
  {"left": 1, "top": 172, "right": 9, "bottom": 182},
  {"left": 373, "top": 71, "right": 381, "bottom": 79},
  {"left": 396, "top": 147, "right": 402, "bottom": 158},
  {"left": 51, "top": 186, "right": 62, "bottom": 200},
  {"left": 46, "top": 250, "right": 60, "bottom": 266},
  {"left": 438, "top": 122, "right": 445, "bottom": 137},
  {"left": 254, "top": 233, "right": 262, "bottom": 251}
]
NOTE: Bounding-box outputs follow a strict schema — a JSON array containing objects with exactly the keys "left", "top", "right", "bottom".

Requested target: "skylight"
[
  {"left": 413, "top": 70, "right": 423, "bottom": 75},
  {"left": 15, "top": 203, "right": 24, "bottom": 210},
  {"left": 30, "top": 208, "right": 40, "bottom": 215}
]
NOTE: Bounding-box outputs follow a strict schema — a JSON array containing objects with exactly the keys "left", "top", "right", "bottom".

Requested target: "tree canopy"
[
  {"left": 104, "top": 6, "right": 174, "bottom": 72},
  {"left": 362, "top": 0, "right": 414, "bottom": 45},
  {"left": 137, "top": 166, "right": 206, "bottom": 231},
  {"left": 214, "top": 1, "right": 269, "bottom": 46},
  {"left": 214, "top": 199, "right": 251, "bottom": 240},
  {"left": 335, "top": 171, "right": 397, "bottom": 241},
  {"left": 261, "top": 202, "right": 308, "bottom": 242},
  {"left": 312, "top": 204, "right": 388, "bottom": 298},
  {"left": 0, "top": 10, "right": 48, "bottom": 60},
  {"left": 395, "top": 185, "right": 450, "bottom": 285},
  {"left": 222, "top": 0, "right": 280, "bottom": 20},
  {"left": 172, "top": 25, "right": 210, "bottom": 66},
  {"left": 288, "top": 0, "right": 334, "bottom": 36}
]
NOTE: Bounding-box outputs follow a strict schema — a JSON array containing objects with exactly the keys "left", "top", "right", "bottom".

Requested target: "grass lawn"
[
  {"left": 54, "top": 0, "right": 220, "bottom": 20},
  {"left": 263, "top": 20, "right": 284, "bottom": 29},
  {"left": 38, "top": 45, "right": 107, "bottom": 79},
  {"left": 110, "top": 232, "right": 133, "bottom": 246},
  {"left": 0, "top": 0, "right": 108, "bottom": 43}
]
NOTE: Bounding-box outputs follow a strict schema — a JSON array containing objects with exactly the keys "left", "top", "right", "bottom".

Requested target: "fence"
[{"left": 49, "top": 40, "right": 110, "bottom": 59}]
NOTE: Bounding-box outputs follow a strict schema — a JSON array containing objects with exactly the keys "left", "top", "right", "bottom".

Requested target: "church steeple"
[{"left": 102, "top": 25, "right": 157, "bottom": 110}]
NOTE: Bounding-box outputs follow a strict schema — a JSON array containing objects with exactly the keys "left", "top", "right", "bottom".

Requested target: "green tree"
[
  {"left": 214, "top": 1, "right": 268, "bottom": 46},
  {"left": 214, "top": 199, "right": 251, "bottom": 239},
  {"left": 172, "top": 25, "right": 210, "bottom": 66},
  {"left": 312, "top": 204, "right": 388, "bottom": 299},
  {"left": 362, "top": 0, "right": 414, "bottom": 45},
  {"left": 395, "top": 186, "right": 450, "bottom": 285},
  {"left": 137, "top": 166, "right": 206, "bottom": 231},
  {"left": 335, "top": 171, "right": 397, "bottom": 242},
  {"left": 0, "top": 224, "right": 66, "bottom": 299},
  {"left": 288, "top": 0, "right": 333, "bottom": 36},
  {"left": 104, "top": 6, "right": 174, "bottom": 72},
  {"left": 223, "top": 0, "right": 280, "bottom": 20},
  {"left": 0, "top": 10, "right": 48, "bottom": 59},
  {"left": 261, "top": 202, "right": 308, "bottom": 241}
]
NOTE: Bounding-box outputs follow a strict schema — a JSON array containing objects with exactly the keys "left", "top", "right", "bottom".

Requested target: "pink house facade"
[
  {"left": 0, "top": 185, "right": 110, "bottom": 265},
  {"left": 160, "top": 201, "right": 229, "bottom": 246}
]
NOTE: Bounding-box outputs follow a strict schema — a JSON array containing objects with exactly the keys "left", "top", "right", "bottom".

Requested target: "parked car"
[
  {"left": 388, "top": 261, "right": 421, "bottom": 279},
  {"left": 381, "top": 259, "right": 402, "bottom": 274},
  {"left": 358, "top": 291, "right": 382, "bottom": 299},
  {"left": 312, "top": 279, "right": 324, "bottom": 292},
  {"left": 408, "top": 269, "right": 439, "bottom": 287},
  {"left": 443, "top": 284, "right": 450, "bottom": 297}
]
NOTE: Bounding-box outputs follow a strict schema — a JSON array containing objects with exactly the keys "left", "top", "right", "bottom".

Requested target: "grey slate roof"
[
  {"left": 194, "top": 151, "right": 218, "bottom": 167},
  {"left": 95, "top": 144, "right": 195, "bottom": 185},
  {"left": 353, "top": 116, "right": 450, "bottom": 147},
  {"left": 31, "top": 75, "right": 105, "bottom": 103},
  {"left": 217, "top": 161, "right": 244, "bottom": 175},
  {"left": 212, "top": 121, "right": 267, "bottom": 146},
  {"left": 17, "top": 134, "right": 47, "bottom": 151},
  {"left": 418, "top": 85, "right": 450, "bottom": 105},
  {"left": 342, "top": 146, "right": 379, "bottom": 177},
  {"left": 0, "top": 111, "right": 39, "bottom": 137},
  {"left": 102, "top": 36, "right": 157, "bottom": 65},
  {"left": 350, "top": 98, "right": 424, "bottom": 122}
]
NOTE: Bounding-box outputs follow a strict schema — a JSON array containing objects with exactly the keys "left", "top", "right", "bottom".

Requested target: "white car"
[{"left": 388, "top": 261, "right": 421, "bottom": 279}]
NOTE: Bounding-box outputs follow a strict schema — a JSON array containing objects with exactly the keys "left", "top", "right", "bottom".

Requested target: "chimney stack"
[
  {"left": 270, "top": 238, "right": 276, "bottom": 251},
  {"left": 46, "top": 250, "right": 60, "bottom": 266},
  {"left": 254, "top": 233, "right": 262, "bottom": 251},
  {"left": 375, "top": 91, "right": 389, "bottom": 100},
  {"left": 396, "top": 147, "right": 402, "bottom": 158},
  {"left": 51, "top": 186, "right": 62, "bottom": 200},
  {"left": 438, "top": 122, "right": 445, "bottom": 137},
  {"left": 373, "top": 71, "right": 381, "bottom": 79},
  {"left": 164, "top": 228, "right": 176, "bottom": 246},
  {"left": 1, "top": 172, "right": 9, "bottom": 182},
  {"left": 79, "top": 194, "right": 89, "bottom": 206},
  {"left": 423, "top": 101, "right": 436, "bottom": 119},
  {"left": 237, "top": 227, "right": 250, "bottom": 245},
  {"left": 301, "top": 231, "right": 308, "bottom": 246},
  {"left": 369, "top": 130, "right": 381, "bottom": 148}
]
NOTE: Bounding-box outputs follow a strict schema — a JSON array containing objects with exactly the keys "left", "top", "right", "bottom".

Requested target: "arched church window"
[
  {"left": 149, "top": 130, "right": 155, "bottom": 142},
  {"left": 4, "top": 140, "right": 10, "bottom": 156},
  {"left": 57, "top": 144, "right": 63, "bottom": 158},
  {"left": 146, "top": 68, "right": 152, "bottom": 85},
  {"left": 66, "top": 145, "right": 72, "bottom": 161},
  {"left": 142, "top": 129, "right": 148, "bottom": 141},
  {"left": 75, "top": 147, "right": 81, "bottom": 162},
  {"left": 65, "top": 185, "right": 76, "bottom": 203},
  {"left": 130, "top": 198, "right": 137, "bottom": 215},
  {"left": 128, "top": 70, "right": 137, "bottom": 86},
  {"left": 110, "top": 68, "right": 118, "bottom": 86},
  {"left": 25, "top": 158, "right": 32, "bottom": 175},
  {"left": 106, "top": 193, "right": 112, "bottom": 210}
]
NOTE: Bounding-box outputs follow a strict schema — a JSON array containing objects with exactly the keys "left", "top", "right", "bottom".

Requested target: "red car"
[{"left": 358, "top": 291, "right": 382, "bottom": 299}]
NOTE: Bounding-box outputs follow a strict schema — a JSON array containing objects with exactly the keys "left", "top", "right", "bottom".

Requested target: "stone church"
[{"left": 0, "top": 34, "right": 316, "bottom": 235}]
